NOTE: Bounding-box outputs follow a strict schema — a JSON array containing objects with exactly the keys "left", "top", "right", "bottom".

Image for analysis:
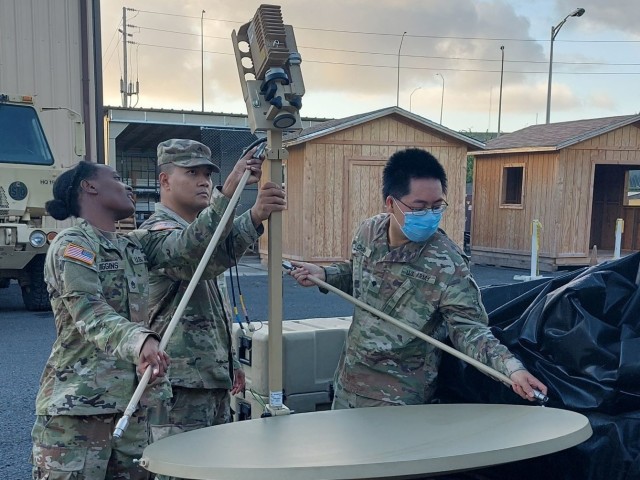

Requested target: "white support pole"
[
  {"left": 515, "top": 219, "right": 543, "bottom": 282},
  {"left": 613, "top": 218, "right": 624, "bottom": 259},
  {"left": 530, "top": 219, "right": 542, "bottom": 279}
]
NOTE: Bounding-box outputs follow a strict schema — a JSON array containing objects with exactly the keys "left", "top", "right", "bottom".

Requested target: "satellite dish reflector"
[{"left": 140, "top": 404, "right": 592, "bottom": 480}]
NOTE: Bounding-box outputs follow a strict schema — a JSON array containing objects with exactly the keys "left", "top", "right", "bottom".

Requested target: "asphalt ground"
[{"left": 0, "top": 258, "right": 563, "bottom": 478}]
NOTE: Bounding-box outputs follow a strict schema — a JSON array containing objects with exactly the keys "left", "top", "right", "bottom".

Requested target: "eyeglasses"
[{"left": 394, "top": 197, "right": 449, "bottom": 216}]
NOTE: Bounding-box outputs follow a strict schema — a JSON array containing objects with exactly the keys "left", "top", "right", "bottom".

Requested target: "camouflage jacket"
[
  {"left": 36, "top": 194, "right": 238, "bottom": 416},
  {"left": 324, "top": 213, "right": 524, "bottom": 405},
  {"left": 141, "top": 198, "right": 261, "bottom": 390}
]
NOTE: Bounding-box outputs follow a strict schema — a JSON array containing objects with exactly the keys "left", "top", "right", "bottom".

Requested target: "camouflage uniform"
[
  {"left": 324, "top": 214, "right": 525, "bottom": 408},
  {"left": 32, "top": 191, "right": 239, "bottom": 479},
  {"left": 141, "top": 197, "right": 260, "bottom": 446}
]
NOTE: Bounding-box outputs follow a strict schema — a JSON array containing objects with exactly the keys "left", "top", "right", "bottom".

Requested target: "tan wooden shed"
[
  {"left": 258, "top": 107, "right": 484, "bottom": 263},
  {"left": 469, "top": 115, "right": 640, "bottom": 271}
]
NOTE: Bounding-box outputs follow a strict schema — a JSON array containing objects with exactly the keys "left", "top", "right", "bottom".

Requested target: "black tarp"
[{"left": 434, "top": 253, "right": 640, "bottom": 480}]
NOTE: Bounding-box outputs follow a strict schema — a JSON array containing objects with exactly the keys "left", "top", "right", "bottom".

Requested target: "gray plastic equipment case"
[{"left": 231, "top": 317, "right": 352, "bottom": 420}]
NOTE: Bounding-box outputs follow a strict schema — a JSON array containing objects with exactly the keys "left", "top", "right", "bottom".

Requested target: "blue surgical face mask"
[{"left": 393, "top": 199, "right": 442, "bottom": 242}]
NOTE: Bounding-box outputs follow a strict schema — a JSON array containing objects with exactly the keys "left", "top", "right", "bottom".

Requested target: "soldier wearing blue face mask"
[
  {"left": 390, "top": 196, "right": 447, "bottom": 242},
  {"left": 289, "top": 148, "right": 546, "bottom": 409}
]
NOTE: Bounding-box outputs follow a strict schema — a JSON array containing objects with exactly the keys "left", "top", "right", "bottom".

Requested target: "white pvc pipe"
[
  {"left": 613, "top": 218, "right": 624, "bottom": 259},
  {"left": 530, "top": 220, "right": 541, "bottom": 278}
]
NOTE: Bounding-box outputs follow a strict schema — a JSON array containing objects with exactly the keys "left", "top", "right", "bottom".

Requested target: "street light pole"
[
  {"left": 396, "top": 32, "right": 407, "bottom": 107},
  {"left": 409, "top": 86, "right": 422, "bottom": 112},
  {"left": 435, "top": 73, "right": 444, "bottom": 124},
  {"left": 545, "top": 7, "right": 585, "bottom": 124},
  {"left": 497, "top": 46, "right": 504, "bottom": 137},
  {"left": 201, "top": 9, "right": 205, "bottom": 112}
]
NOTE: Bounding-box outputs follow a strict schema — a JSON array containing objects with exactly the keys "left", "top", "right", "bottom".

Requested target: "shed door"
[
  {"left": 590, "top": 165, "right": 640, "bottom": 251},
  {"left": 344, "top": 160, "right": 385, "bottom": 258}
]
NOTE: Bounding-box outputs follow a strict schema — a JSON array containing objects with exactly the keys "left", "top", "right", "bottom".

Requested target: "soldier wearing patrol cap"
[
  {"left": 141, "top": 139, "right": 285, "bottom": 471},
  {"left": 30, "top": 142, "right": 275, "bottom": 479},
  {"left": 289, "top": 148, "right": 547, "bottom": 409},
  {"left": 156, "top": 138, "right": 218, "bottom": 169}
]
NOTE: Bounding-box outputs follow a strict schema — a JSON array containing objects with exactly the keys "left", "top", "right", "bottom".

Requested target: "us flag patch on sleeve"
[
  {"left": 149, "top": 221, "right": 180, "bottom": 231},
  {"left": 63, "top": 243, "right": 96, "bottom": 266}
]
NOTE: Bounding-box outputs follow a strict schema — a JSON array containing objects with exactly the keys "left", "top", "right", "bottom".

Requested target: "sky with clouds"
[{"left": 100, "top": 0, "right": 639, "bottom": 133}]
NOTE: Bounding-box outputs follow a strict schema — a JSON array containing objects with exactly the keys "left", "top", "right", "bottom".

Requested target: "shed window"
[
  {"left": 624, "top": 169, "right": 640, "bottom": 207},
  {"left": 501, "top": 166, "right": 524, "bottom": 205}
]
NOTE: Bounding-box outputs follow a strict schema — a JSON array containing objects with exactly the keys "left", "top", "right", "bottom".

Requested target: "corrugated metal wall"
[{"left": 0, "top": 0, "right": 96, "bottom": 168}]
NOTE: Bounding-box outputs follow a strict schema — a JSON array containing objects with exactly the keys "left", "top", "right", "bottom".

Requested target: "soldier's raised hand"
[{"left": 221, "top": 145, "right": 265, "bottom": 197}]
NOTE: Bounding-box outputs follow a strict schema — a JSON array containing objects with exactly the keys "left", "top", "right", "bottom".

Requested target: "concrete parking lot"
[{"left": 0, "top": 258, "right": 561, "bottom": 478}]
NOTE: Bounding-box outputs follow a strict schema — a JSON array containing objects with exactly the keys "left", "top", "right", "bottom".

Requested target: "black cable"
[
  {"left": 226, "top": 236, "right": 245, "bottom": 333},
  {"left": 229, "top": 234, "right": 253, "bottom": 331}
]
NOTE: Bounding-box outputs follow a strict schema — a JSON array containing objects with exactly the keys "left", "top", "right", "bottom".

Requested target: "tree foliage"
[{"left": 466, "top": 156, "right": 474, "bottom": 184}]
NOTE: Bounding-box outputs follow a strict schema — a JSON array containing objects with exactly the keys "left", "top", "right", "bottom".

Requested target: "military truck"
[
  {"left": 0, "top": 94, "right": 64, "bottom": 310},
  {"left": 0, "top": 0, "right": 103, "bottom": 310}
]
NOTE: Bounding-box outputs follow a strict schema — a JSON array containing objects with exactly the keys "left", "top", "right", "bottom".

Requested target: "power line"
[
  {"left": 129, "top": 8, "right": 640, "bottom": 43},
  {"left": 306, "top": 59, "right": 640, "bottom": 75},
  {"left": 104, "top": 37, "right": 121, "bottom": 69},
  {"left": 128, "top": 25, "right": 640, "bottom": 67},
  {"left": 133, "top": 42, "right": 640, "bottom": 75},
  {"left": 302, "top": 45, "right": 640, "bottom": 67},
  {"left": 129, "top": 24, "right": 229, "bottom": 40},
  {"left": 132, "top": 42, "right": 233, "bottom": 56},
  {"left": 103, "top": 21, "right": 122, "bottom": 57},
  {"left": 102, "top": 19, "right": 123, "bottom": 68}
]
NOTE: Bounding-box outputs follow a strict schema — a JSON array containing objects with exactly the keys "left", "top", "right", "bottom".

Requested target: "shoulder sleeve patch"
[
  {"left": 63, "top": 243, "right": 96, "bottom": 266},
  {"left": 149, "top": 221, "right": 181, "bottom": 231}
]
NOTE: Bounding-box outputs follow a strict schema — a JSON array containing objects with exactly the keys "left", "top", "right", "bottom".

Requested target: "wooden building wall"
[
  {"left": 259, "top": 114, "right": 469, "bottom": 262},
  {"left": 563, "top": 125, "right": 640, "bottom": 254},
  {"left": 471, "top": 124, "right": 640, "bottom": 270},
  {"left": 471, "top": 152, "right": 560, "bottom": 269}
]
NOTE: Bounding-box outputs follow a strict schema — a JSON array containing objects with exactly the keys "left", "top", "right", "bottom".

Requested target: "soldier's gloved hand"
[
  {"left": 250, "top": 182, "right": 286, "bottom": 227},
  {"left": 221, "top": 146, "right": 264, "bottom": 197},
  {"left": 138, "top": 337, "right": 170, "bottom": 383}
]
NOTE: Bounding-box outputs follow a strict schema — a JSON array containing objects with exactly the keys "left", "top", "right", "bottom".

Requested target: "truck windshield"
[{"left": 0, "top": 103, "right": 54, "bottom": 165}]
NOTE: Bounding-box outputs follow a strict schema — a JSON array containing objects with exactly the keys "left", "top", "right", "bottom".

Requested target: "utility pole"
[
  {"left": 546, "top": 8, "right": 586, "bottom": 123},
  {"left": 396, "top": 32, "right": 406, "bottom": 107},
  {"left": 119, "top": 8, "right": 139, "bottom": 108},
  {"left": 120, "top": 7, "right": 127, "bottom": 107},
  {"left": 435, "top": 73, "right": 444, "bottom": 124},
  {"left": 497, "top": 46, "right": 504, "bottom": 137},
  {"left": 201, "top": 10, "right": 205, "bottom": 112}
]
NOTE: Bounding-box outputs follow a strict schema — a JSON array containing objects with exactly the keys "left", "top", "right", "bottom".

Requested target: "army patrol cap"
[{"left": 157, "top": 139, "right": 220, "bottom": 172}]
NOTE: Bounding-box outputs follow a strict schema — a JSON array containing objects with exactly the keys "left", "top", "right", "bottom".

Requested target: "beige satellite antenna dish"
[{"left": 139, "top": 404, "right": 592, "bottom": 479}]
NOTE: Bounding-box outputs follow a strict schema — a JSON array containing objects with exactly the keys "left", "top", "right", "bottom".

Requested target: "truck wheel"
[{"left": 22, "top": 256, "right": 51, "bottom": 311}]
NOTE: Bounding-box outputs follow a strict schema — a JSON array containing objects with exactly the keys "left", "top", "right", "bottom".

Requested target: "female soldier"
[{"left": 31, "top": 151, "right": 264, "bottom": 479}]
